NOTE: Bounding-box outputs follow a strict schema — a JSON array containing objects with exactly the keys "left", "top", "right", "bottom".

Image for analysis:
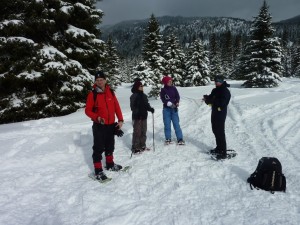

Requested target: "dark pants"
[
  {"left": 211, "top": 112, "right": 227, "bottom": 153},
  {"left": 132, "top": 119, "right": 147, "bottom": 150},
  {"left": 92, "top": 123, "right": 115, "bottom": 165}
]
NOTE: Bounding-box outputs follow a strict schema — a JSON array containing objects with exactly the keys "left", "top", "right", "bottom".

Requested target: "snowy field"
[{"left": 0, "top": 78, "right": 300, "bottom": 225}]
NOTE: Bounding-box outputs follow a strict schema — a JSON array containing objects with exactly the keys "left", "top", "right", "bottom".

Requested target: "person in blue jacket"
[
  {"left": 203, "top": 75, "right": 231, "bottom": 159},
  {"left": 160, "top": 76, "right": 185, "bottom": 145}
]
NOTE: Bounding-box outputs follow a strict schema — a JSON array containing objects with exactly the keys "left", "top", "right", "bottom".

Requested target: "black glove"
[
  {"left": 150, "top": 108, "right": 155, "bottom": 113},
  {"left": 114, "top": 122, "right": 124, "bottom": 137},
  {"left": 203, "top": 95, "right": 211, "bottom": 105},
  {"left": 115, "top": 129, "right": 124, "bottom": 137}
]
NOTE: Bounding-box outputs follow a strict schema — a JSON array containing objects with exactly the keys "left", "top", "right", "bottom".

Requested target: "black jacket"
[
  {"left": 204, "top": 81, "right": 231, "bottom": 118},
  {"left": 130, "top": 90, "right": 152, "bottom": 120}
]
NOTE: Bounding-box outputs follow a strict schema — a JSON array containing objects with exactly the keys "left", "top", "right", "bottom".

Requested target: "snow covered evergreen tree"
[
  {"left": 281, "top": 29, "right": 292, "bottom": 77},
  {"left": 102, "top": 36, "right": 121, "bottom": 90},
  {"left": 237, "top": 1, "right": 283, "bottom": 88},
  {"left": 0, "top": 0, "right": 105, "bottom": 124},
  {"left": 141, "top": 14, "right": 165, "bottom": 98},
  {"left": 293, "top": 44, "right": 300, "bottom": 77},
  {"left": 290, "top": 38, "right": 300, "bottom": 77},
  {"left": 209, "top": 33, "right": 223, "bottom": 78},
  {"left": 220, "top": 31, "right": 234, "bottom": 76},
  {"left": 164, "top": 34, "right": 186, "bottom": 86},
  {"left": 131, "top": 61, "right": 155, "bottom": 86},
  {"left": 185, "top": 39, "right": 210, "bottom": 86},
  {"left": 119, "top": 57, "right": 139, "bottom": 83},
  {"left": 230, "top": 34, "right": 244, "bottom": 79}
]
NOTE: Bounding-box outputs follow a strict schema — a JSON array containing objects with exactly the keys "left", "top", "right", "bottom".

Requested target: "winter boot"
[
  {"left": 177, "top": 139, "right": 185, "bottom": 145},
  {"left": 132, "top": 148, "right": 142, "bottom": 154},
  {"left": 142, "top": 146, "right": 151, "bottom": 151},
  {"left": 106, "top": 162, "right": 123, "bottom": 171},
  {"left": 95, "top": 171, "right": 109, "bottom": 181},
  {"left": 214, "top": 151, "right": 227, "bottom": 160},
  {"left": 209, "top": 148, "right": 220, "bottom": 155},
  {"left": 165, "top": 139, "right": 172, "bottom": 145}
]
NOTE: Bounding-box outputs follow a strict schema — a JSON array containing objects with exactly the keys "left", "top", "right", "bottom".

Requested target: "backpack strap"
[
  {"left": 92, "top": 90, "right": 97, "bottom": 113},
  {"left": 249, "top": 183, "right": 253, "bottom": 190},
  {"left": 92, "top": 87, "right": 115, "bottom": 112}
]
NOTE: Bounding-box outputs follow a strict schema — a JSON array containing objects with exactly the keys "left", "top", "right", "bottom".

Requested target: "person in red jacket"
[{"left": 85, "top": 71, "right": 124, "bottom": 181}]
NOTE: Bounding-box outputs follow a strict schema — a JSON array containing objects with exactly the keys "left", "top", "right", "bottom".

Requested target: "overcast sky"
[{"left": 97, "top": 0, "right": 300, "bottom": 26}]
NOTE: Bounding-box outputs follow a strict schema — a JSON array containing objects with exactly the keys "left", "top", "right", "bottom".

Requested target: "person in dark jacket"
[
  {"left": 203, "top": 75, "right": 231, "bottom": 159},
  {"left": 130, "top": 80, "right": 154, "bottom": 154},
  {"left": 160, "top": 76, "right": 185, "bottom": 145},
  {"left": 85, "top": 71, "right": 124, "bottom": 181}
]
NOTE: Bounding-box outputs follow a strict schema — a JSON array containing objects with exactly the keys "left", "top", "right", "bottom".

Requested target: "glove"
[
  {"left": 114, "top": 122, "right": 124, "bottom": 137},
  {"left": 115, "top": 129, "right": 124, "bottom": 137},
  {"left": 150, "top": 108, "right": 155, "bottom": 113},
  {"left": 203, "top": 95, "right": 212, "bottom": 105},
  {"left": 167, "top": 101, "right": 173, "bottom": 107}
]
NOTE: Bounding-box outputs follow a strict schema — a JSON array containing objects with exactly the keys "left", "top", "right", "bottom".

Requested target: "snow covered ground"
[{"left": 1, "top": 78, "right": 300, "bottom": 225}]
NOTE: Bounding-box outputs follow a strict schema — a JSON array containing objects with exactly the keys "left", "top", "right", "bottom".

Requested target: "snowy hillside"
[{"left": 1, "top": 78, "right": 300, "bottom": 225}]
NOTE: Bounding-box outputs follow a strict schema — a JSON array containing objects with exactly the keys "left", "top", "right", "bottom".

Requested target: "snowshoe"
[
  {"left": 208, "top": 149, "right": 235, "bottom": 155},
  {"left": 106, "top": 163, "right": 123, "bottom": 171},
  {"left": 88, "top": 172, "right": 112, "bottom": 183},
  {"left": 211, "top": 150, "right": 237, "bottom": 161}
]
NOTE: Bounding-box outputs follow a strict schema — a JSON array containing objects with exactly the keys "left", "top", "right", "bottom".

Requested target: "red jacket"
[{"left": 85, "top": 85, "right": 123, "bottom": 125}]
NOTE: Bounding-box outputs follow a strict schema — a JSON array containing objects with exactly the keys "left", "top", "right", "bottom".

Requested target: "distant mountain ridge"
[
  {"left": 277, "top": 15, "right": 300, "bottom": 24},
  {"left": 101, "top": 15, "right": 300, "bottom": 58}
]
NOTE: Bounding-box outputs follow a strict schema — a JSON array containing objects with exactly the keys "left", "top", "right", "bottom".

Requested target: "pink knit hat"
[{"left": 161, "top": 76, "right": 172, "bottom": 85}]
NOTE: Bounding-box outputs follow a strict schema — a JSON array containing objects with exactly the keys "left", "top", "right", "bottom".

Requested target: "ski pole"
[{"left": 152, "top": 113, "right": 155, "bottom": 152}]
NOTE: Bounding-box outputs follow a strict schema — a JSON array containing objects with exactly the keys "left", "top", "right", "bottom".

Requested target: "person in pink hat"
[{"left": 160, "top": 76, "right": 185, "bottom": 145}]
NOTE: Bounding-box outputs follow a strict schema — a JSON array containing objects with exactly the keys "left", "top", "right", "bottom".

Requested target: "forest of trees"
[
  {"left": 104, "top": 5, "right": 300, "bottom": 90},
  {"left": 1, "top": 0, "right": 300, "bottom": 123},
  {"left": 124, "top": 1, "right": 299, "bottom": 95}
]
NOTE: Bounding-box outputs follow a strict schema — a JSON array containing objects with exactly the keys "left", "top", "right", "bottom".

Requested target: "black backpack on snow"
[{"left": 247, "top": 157, "right": 286, "bottom": 194}]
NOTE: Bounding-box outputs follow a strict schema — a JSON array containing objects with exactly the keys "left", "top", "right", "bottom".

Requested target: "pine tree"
[
  {"left": 230, "top": 34, "right": 244, "bottom": 79},
  {"left": 164, "top": 34, "right": 186, "bottom": 87},
  {"left": 280, "top": 28, "right": 291, "bottom": 77},
  {"left": 131, "top": 61, "right": 155, "bottom": 86},
  {"left": 240, "top": 1, "right": 283, "bottom": 88},
  {"left": 209, "top": 33, "right": 223, "bottom": 78},
  {"left": 0, "top": 0, "right": 105, "bottom": 124},
  {"left": 142, "top": 14, "right": 165, "bottom": 98},
  {"left": 293, "top": 43, "right": 300, "bottom": 77},
  {"left": 232, "top": 34, "right": 243, "bottom": 64},
  {"left": 119, "top": 57, "right": 139, "bottom": 83},
  {"left": 220, "top": 31, "right": 234, "bottom": 76},
  {"left": 185, "top": 39, "right": 210, "bottom": 86},
  {"left": 289, "top": 37, "right": 300, "bottom": 77},
  {"left": 102, "top": 36, "right": 121, "bottom": 90}
]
